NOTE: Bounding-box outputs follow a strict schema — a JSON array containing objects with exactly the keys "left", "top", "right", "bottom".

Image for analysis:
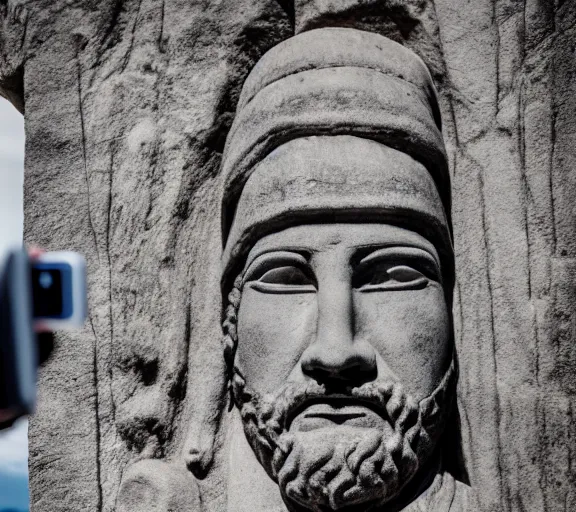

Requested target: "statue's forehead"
[{"left": 245, "top": 223, "right": 439, "bottom": 263}]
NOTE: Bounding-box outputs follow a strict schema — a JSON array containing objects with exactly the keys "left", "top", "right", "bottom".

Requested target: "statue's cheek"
[
  {"left": 353, "top": 284, "right": 451, "bottom": 400},
  {"left": 236, "top": 287, "right": 317, "bottom": 395}
]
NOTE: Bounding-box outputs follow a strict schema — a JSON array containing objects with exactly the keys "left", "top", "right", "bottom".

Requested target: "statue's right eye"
[
  {"left": 250, "top": 266, "right": 316, "bottom": 293},
  {"left": 259, "top": 266, "right": 312, "bottom": 285},
  {"left": 243, "top": 252, "right": 317, "bottom": 294}
]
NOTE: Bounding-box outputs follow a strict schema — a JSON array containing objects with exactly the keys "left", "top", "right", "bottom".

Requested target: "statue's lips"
[{"left": 288, "top": 398, "right": 388, "bottom": 432}]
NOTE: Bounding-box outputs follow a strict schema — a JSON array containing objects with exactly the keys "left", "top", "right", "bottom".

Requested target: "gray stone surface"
[{"left": 0, "top": 1, "right": 574, "bottom": 511}]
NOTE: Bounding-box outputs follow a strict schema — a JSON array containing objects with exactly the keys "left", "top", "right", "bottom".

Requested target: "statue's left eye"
[
  {"left": 354, "top": 264, "right": 428, "bottom": 291},
  {"left": 388, "top": 265, "right": 427, "bottom": 283}
]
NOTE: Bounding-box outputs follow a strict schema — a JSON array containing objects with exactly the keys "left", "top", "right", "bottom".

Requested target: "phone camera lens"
[{"left": 39, "top": 271, "right": 53, "bottom": 289}]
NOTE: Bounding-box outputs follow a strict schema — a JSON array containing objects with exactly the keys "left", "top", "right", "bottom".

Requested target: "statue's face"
[{"left": 232, "top": 223, "right": 454, "bottom": 511}]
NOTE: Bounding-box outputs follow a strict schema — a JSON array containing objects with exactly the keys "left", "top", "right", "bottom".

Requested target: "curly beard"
[{"left": 231, "top": 360, "right": 456, "bottom": 511}]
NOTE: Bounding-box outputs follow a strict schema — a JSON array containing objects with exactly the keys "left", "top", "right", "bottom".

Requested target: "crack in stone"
[
  {"left": 89, "top": 316, "right": 104, "bottom": 512},
  {"left": 76, "top": 45, "right": 100, "bottom": 263}
]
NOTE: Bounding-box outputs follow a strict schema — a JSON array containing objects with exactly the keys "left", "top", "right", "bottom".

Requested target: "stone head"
[{"left": 219, "top": 28, "right": 457, "bottom": 511}]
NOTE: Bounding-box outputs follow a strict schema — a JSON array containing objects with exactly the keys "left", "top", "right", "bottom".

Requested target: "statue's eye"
[
  {"left": 249, "top": 266, "right": 316, "bottom": 293},
  {"left": 388, "top": 265, "right": 427, "bottom": 283},
  {"left": 259, "top": 266, "right": 313, "bottom": 286},
  {"left": 353, "top": 246, "right": 441, "bottom": 292},
  {"left": 354, "top": 264, "right": 429, "bottom": 292},
  {"left": 244, "top": 253, "right": 316, "bottom": 294}
]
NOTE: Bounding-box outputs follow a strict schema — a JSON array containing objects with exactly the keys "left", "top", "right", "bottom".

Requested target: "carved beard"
[{"left": 231, "top": 360, "right": 456, "bottom": 512}]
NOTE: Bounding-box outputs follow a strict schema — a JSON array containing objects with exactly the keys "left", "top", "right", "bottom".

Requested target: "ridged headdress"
[{"left": 221, "top": 27, "right": 452, "bottom": 288}]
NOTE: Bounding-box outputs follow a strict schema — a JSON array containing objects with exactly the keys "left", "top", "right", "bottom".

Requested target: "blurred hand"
[{"left": 28, "top": 246, "right": 45, "bottom": 260}]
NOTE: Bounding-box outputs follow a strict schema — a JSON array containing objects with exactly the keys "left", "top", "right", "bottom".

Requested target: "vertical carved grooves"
[
  {"left": 107, "top": 143, "right": 117, "bottom": 429},
  {"left": 167, "top": 300, "right": 191, "bottom": 458},
  {"left": 477, "top": 168, "right": 506, "bottom": 507},
  {"left": 517, "top": 78, "right": 533, "bottom": 301},
  {"left": 158, "top": 0, "right": 165, "bottom": 53},
  {"left": 77, "top": 36, "right": 105, "bottom": 510},
  {"left": 90, "top": 318, "right": 104, "bottom": 511},
  {"left": 75, "top": 44, "right": 100, "bottom": 263},
  {"left": 548, "top": 67, "right": 558, "bottom": 256},
  {"left": 119, "top": 0, "right": 142, "bottom": 73},
  {"left": 492, "top": 0, "right": 501, "bottom": 113}
]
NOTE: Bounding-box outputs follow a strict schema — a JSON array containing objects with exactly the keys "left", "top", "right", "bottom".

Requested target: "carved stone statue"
[
  {"left": 3, "top": 1, "right": 573, "bottom": 510},
  {"left": 119, "top": 27, "right": 470, "bottom": 511}
]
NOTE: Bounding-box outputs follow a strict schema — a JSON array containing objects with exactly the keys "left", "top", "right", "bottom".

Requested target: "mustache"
[
  {"left": 232, "top": 371, "right": 421, "bottom": 439},
  {"left": 289, "top": 384, "right": 421, "bottom": 434}
]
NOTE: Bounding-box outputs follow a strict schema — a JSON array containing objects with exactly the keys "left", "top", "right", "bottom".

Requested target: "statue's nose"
[{"left": 300, "top": 277, "right": 377, "bottom": 386}]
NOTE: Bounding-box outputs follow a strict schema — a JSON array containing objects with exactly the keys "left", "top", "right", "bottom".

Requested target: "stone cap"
[
  {"left": 222, "top": 136, "right": 453, "bottom": 290},
  {"left": 236, "top": 27, "right": 441, "bottom": 125},
  {"left": 221, "top": 27, "right": 452, "bottom": 288}
]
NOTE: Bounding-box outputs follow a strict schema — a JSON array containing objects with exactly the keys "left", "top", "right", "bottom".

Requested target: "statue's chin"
[{"left": 275, "top": 425, "right": 402, "bottom": 512}]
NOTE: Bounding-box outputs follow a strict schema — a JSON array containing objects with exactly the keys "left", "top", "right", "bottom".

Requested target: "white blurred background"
[{"left": 0, "top": 96, "right": 28, "bottom": 511}]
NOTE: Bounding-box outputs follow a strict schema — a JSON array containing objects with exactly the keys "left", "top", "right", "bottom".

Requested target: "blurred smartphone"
[
  {"left": 0, "top": 249, "right": 87, "bottom": 421},
  {"left": 31, "top": 252, "right": 87, "bottom": 331},
  {"left": 0, "top": 248, "right": 37, "bottom": 418}
]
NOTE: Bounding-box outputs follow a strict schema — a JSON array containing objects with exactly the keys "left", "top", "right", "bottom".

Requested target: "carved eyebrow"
[
  {"left": 244, "top": 247, "right": 311, "bottom": 268},
  {"left": 356, "top": 246, "right": 442, "bottom": 280},
  {"left": 243, "top": 250, "right": 310, "bottom": 282}
]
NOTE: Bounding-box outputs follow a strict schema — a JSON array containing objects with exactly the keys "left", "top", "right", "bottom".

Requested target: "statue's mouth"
[{"left": 287, "top": 397, "right": 389, "bottom": 432}]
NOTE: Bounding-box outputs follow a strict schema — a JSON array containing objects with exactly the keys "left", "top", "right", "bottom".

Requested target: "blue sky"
[
  {"left": 0, "top": 97, "right": 27, "bottom": 510},
  {"left": 0, "top": 419, "right": 28, "bottom": 510}
]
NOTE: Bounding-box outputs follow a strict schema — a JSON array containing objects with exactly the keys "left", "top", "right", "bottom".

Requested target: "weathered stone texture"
[
  {"left": 437, "top": 2, "right": 576, "bottom": 510},
  {"left": 0, "top": 0, "right": 574, "bottom": 510},
  {"left": 2, "top": 1, "right": 292, "bottom": 510}
]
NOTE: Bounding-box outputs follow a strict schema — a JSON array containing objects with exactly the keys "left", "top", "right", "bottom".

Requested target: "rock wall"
[
  {"left": 437, "top": 2, "right": 576, "bottom": 510},
  {"left": 0, "top": 1, "right": 574, "bottom": 510}
]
